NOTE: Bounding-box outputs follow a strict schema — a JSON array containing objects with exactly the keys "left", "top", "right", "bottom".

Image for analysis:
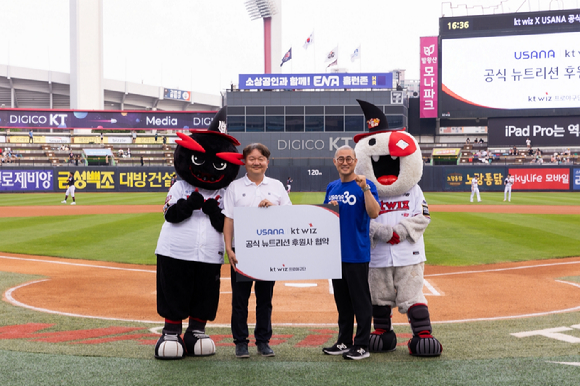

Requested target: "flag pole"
[
  {"left": 313, "top": 29, "right": 316, "bottom": 73},
  {"left": 360, "top": 44, "right": 362, "bottom": 73}
]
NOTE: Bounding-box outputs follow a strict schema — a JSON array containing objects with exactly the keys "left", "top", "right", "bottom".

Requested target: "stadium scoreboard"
[{"left": 438, "top": 9, "right": 580, "bottom": 119}]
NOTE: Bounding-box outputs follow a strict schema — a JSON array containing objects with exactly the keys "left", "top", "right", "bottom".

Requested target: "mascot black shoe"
[
  {"left": 407, "top": 303, "right": 442, "bottom": 356},
  {"left": 369, "top": 305, "right": 397, "bottom": 352},
  {"left": 353, "top": 99, "right": 442, "bottom": 357},
  {"left": 154, "top": 106, "right": 243, "bottom": 360}
]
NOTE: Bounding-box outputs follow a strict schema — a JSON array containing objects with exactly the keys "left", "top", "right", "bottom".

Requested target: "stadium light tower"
[{"left": 245, "top": 0, "right": 282, "bottom": 74}]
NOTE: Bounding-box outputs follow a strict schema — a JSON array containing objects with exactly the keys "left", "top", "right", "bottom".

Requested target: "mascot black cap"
[{"left": 354, "top": 99, "right": 406, "bottom": 143}]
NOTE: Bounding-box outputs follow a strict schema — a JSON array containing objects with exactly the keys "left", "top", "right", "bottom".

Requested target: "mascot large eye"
[
  {"left": 213, "top": 162, "right": 227, "bottom": 171},
  {"left": 191, "top": 155, "right": 205, "bottom": 165},
  {"left": 368, "top": 138, "right": 376, "bottom": 146}
]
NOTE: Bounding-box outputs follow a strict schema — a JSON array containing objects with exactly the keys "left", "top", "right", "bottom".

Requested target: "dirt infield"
[
  {"left": 2, "top": 204, "right": 580, "bottom": 326},
  {"left": 3, "top": 253, "right": 580, "bottom": 326}
]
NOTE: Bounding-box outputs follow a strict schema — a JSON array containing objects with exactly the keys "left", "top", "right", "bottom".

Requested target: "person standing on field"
[
  {"left": 223, "top": 143, "right": 292, "bottom": 359},
  {"left": 322, "top": 145, "right": 380, "bottom": 360},
  {"left": 470, "top": 175, "right": 481, "bottom": 203},
  {"left": 61, "top": 172, "right": 76, "bottom": 205},
  {"left": 504, "top": 173, "right": 514, "bottom": 202}
]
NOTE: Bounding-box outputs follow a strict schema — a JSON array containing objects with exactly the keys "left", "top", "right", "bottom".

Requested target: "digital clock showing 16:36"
[{"left": 447, "top": 20, "right": 470, "bottom": 30}]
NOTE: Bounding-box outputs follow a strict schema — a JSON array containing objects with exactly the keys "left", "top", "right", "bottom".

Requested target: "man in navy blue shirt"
[{"left": 323, "top": 145, "right": 380, "bottom": 360}]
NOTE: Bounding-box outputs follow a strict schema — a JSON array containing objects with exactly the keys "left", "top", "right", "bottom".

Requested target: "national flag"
[
  {"left": 280, "top": 47, "right": 292, "bottom": 67},
  {"left": 327, "top": 59, "right": 338, "bottom": 68},
  {"left": 324, "top": 46, "right": 338, "bottom": 63},
  {"left": 351, "top": 45, "right": 361, "bottom": 62},
  {"left": 303, "top": 32, "right": 314, "bottom": 49}
]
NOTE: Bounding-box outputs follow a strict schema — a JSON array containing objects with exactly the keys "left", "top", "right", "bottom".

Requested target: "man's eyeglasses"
[{"left": 336, "top": 156, "right": 355, "bottom": 164}]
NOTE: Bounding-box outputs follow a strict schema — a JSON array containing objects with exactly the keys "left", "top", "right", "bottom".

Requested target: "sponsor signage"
[
  {"left": 439, "top": 126, "right": 487, "bottom": 134},
  {"left": 420, "top": 36, "right": 438, "bottom": 118},
  {"left": 0, "top": 170, "right": 53, "bottom": 191},
  {"left": 163, "top": 88, "right": 191, "bottom": 102},
  {"left": 444, "top": 167, "right": 506, "bottom": 191},
  {"left": 432, "top": 148, "right": 461, "bottom": 156},
  {"left": 230, "top": 132, "right": 366, "bottom": 158},
  {"left": 574, "top": 168, "right": 580, "bottom": 190},
  {"left": 488, "top": 116, "right": 580, "bottom": 147},
  {"left": 238, "top": 73, "right": 393, "bottom": 90},
  {"left": 509, "top": 168, "right": 570, "bottom": 190},
  {"left": 53, "top": 168, "right": 175, "bottom": 192},
  {"left": 0, "top": 109, "right": 216, "bottom": 130},
  {"left": 233, "top": 205, "right": 342, "bottom": 281}
]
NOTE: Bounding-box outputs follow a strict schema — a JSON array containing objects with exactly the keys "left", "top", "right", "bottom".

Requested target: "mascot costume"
[
  {"left": 154, "top": 107, "right": 243, "bottom": 359},
  {"left": 353, "top": 100, "right": 442, "bottom": 357}
]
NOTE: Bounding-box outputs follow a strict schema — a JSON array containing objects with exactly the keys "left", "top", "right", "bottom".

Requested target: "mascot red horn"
[
  {"left": 154, "top": 106, "right": 243, "bottom": 359},
  {"left": 353, "top": 99, "right": 442, "bottom": 357}
]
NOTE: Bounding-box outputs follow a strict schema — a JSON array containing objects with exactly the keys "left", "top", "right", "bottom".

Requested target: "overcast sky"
[{"left": 0, "top": 0, "right": 578, "bottom": 95}]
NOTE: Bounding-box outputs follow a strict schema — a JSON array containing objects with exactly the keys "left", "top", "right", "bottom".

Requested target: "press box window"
[
  {"left": 266, "top": 116, "right": 284, "bottom": 132},
  {"left": 345, "top": 116, "right": 364, "bottom": 132},
  {"left": 285, "top": 116, "right": 304, "bottom": 132},
  {"left": 325, "top": 116, "right": 344, "bottom": 132},
  {"left": 227, "top": 116, "right": 245, "bottom": 132},
  {"left": 246, "top": 116, "right": 264, "bottom": 132},
  {"left": 305, "top": 116, "right": 323, "bottom": 132}
]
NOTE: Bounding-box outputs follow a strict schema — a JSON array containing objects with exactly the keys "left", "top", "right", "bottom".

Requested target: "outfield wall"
[{"left": 0, "top": 165, "right": 579, "bottom": 193}]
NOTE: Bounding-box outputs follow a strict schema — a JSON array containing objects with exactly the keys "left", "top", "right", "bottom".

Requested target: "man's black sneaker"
[
  {"left": 343, "top": 346, "right": 370, "bottom": 360},
  {"left": 322, "top": 342, "right": 351, "bottom": 355}
]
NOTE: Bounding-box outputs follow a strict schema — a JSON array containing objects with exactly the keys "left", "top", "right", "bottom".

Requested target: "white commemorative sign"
[{"left": 233, "top": 205, "right": 341, "bottom": 281}]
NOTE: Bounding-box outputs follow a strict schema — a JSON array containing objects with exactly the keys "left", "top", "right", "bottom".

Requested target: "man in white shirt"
[
  {"left": 470, "top": 176, "right": 481, "bottom": 202},
  {"left": 504, "top": 174, "right": 514, "bottom": 202},
  {"left": 223, "top": 143, "right": 291, "bottom": 359}
]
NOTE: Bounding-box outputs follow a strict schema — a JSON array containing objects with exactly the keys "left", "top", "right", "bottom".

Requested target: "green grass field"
[
  {"left": 1, "top": 191, "right": 580, "bottom": 385},
  {"left": 1, "top": 192, "right": 579, "bottom": 266}
]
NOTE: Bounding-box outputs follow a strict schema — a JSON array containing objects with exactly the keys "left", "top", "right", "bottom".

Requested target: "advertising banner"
[
  {"left": 163, "top": 88, "right": 191, "bottom": 102},
  {"left": 54, "top": 168, "right": 174, "bottom": 192},
  {"left": 574, "top": 168, "right": 580, "bottom": 190},
  {"left": 419, "top": 36, "right": 438, "bottom": 118},
  {"left": 432, "top": 148, "right": 461, "bottom": 156},
  {"left": 238, "top": 73, "right": 393, "bottom": 90},
  {"left": 439, "top": 126, "right": 487, "bottom": 134},
  {"left": 488, "top": 116, "right": 580, "bottom": 147},
  {"left": 233, "top": 205, "right": 342, "bottom": 281},
  {"left": 0, "top": 109, "right": 216, "bottom": 130},
  {"left": 0, "top": 170, "right": 53, "bottom": 191},
  {"left": 509, "top": 168, "right": 569, "bottom": 190},
  {"left": 444, "top": 167, "right": 506, "bottom": 191}
]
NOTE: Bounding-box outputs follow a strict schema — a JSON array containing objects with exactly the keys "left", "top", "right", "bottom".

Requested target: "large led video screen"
[{"left": 439, "top": 9, "right": 580, "bottom": 119}]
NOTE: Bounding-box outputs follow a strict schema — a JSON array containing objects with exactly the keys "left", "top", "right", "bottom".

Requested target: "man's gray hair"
[{"left": 334, "top": 145, "right": 356, "bottom": 159}]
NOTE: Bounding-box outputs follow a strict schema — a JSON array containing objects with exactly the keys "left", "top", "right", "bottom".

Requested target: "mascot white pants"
[{"left": 368, "top": 263, "right": 441, "bottom": 356}]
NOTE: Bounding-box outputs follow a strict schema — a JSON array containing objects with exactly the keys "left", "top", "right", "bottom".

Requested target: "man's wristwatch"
[{"left": 362, "top": 184, "right": 371, "bottom": 192}]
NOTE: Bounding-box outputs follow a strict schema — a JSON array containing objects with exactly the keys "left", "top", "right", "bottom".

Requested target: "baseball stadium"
[{"left": 1, "top": 1, "right": 580, "bottom": 385}]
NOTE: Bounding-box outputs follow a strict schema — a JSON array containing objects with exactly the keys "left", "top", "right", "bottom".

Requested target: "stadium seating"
[{"left": 1, "top": 134, "right": 176, "bottom": 167}]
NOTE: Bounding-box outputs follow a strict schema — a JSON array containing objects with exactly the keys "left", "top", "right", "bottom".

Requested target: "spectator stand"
[{"left": 1, "top": 131, "right": 177, "bottom": 168}]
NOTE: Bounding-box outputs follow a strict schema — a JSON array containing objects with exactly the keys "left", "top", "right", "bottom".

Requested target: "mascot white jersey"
[{"left": 353, "top": 99, "right": 442, "bottom": 357}]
